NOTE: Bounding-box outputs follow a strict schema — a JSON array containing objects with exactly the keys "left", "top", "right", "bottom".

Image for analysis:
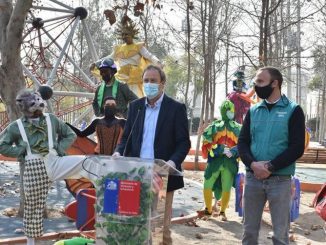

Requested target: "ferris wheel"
[{"left": 21, "top": 0, "right": 104, "bottom": 126}]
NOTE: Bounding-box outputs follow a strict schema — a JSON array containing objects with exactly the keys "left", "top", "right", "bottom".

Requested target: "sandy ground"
[{"left": 170, "top": 170, "right": 326, "bottom": 245}]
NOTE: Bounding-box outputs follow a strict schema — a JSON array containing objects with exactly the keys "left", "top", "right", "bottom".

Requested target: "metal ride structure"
[{"left": 0, "top": 0, "right": 101, "bottom": 131}]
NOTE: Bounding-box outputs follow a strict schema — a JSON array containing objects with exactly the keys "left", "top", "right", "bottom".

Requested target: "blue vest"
[{"left": 250, "top": 95, "right": 297, "bottom": 175}]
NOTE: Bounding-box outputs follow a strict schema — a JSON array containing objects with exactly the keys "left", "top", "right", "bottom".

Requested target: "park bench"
[
  {"left": 187, "top": 147, "right": 326, "bottom": 165},
  {"left": 297, "top": 147, "right": 326, "bottom": 164}
]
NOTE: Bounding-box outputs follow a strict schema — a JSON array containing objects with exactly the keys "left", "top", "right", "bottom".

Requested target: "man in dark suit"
[{"left": 114, "top": 65, "right": 191, "bottom": 244}]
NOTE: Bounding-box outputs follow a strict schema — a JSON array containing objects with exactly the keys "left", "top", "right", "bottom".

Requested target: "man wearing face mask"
[
  {"left": 92, "top": 58, "right": 138, "bottom": 118},
  {"left": 200, "top": 100, "right": 242, "bottom": 221},
  {"left": 238, "top": 67, "right": 305, "bottom": 245},
  {"left": 114, "top": 65, "right": 191, "bottom": 245}
]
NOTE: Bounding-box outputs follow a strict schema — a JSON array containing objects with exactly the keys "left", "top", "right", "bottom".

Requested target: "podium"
[{"left": 81, "top": 156, "right": 181, "bottom": 245}]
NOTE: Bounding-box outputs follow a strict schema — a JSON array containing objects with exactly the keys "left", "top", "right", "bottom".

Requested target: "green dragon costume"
[{"left": 201, "top": 100, "right": 242, "bottom": 219}]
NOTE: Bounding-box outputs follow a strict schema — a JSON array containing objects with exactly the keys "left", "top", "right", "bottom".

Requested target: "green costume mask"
[{"left": 220, "top": 100, "right": 235, "bottom": 121}]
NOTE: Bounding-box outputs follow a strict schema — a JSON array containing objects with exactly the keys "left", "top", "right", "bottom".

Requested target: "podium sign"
[{"left": 83, "top": 156, "right": 181, "bottom": 245}]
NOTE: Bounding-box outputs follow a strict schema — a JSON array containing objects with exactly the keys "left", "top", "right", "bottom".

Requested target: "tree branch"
[
  {"left": 228, "top": 1, "right": 260, "bottom": 18},
  {"left": 3, "top": 0, "right": 33, "bottom": 68},
  {"left": 0, "top": 0, "right": 33, "bottom": 121},
  {"left": 0, "top": 0, "right": 12, "bottom": 53},
  {"left": 219, "top": 38, "right": 259, "bottom": 70},
  {"left": 267, "top": 0, "right": 282, "bottom": 15},
  {"left": 269, "top": 4, "right": 326, "bottom": 36}
]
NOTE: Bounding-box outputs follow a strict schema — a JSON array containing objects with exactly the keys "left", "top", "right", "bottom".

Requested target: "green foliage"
[
  {"left": 164, "top": 56, "right": 187, "bottom": 98},
  {"left": 147, "top": 38, "right": 172, "bottom": 61},
  {"left": 163, "top": 54, "right": 204, "bottom": 118},
  {"left": 308, "top": 75, "right": 323, "bottom": 91},
  {"left": 311, "top": 46, "right": 326, "bottom": 94},
  {"left": 312, "top": 45, "right": 326, "bottom": 75}
]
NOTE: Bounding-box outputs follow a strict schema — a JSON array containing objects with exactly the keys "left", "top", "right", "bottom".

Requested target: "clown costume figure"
[{"left": 0, "top": 89, "right": 94, "bottom": 244}]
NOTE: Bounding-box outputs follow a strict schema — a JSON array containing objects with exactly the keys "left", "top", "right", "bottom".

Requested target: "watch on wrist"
[{"left": 265, "top": 161, "right": 275, "bottom": 172}]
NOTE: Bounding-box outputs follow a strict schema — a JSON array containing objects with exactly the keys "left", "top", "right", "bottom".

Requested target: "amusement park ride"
[{"left": 0, "top": 0, "right": 101, "bottom": 131}]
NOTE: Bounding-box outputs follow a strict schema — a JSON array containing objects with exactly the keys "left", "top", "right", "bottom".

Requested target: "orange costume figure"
[
  {"left": 65, "top": 97, "right": 125, "bottom": 197},
  {"left": 227, "top": 68, "right": 256, "bottom": 124}
]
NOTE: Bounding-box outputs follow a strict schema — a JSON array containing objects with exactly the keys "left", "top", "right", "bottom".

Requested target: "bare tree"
[
  {"left": 0, "top": 0, "right": 33, "bottom": 121},
  {"left": 303, "top": 0, "right": 326, "bottom": 142},
  {"left": 310, "top": 46, "right": 326, "bottom": 143},
  {"left": 191, "top": 0, "right": 236, "bottom": 166},
  {"left": 0, "top": 0, "right": 33, "bottom": 216}
]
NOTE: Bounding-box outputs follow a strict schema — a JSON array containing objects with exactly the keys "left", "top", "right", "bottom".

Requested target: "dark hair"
[
  {"left": 258, "top": 66, "right": 283, "bottom": 88},
  {"left": 142, "top": 65, "right": 166, "bottom": 83},
  {"left": 103, "top": 96, "right": 116, "bottom": 103}
]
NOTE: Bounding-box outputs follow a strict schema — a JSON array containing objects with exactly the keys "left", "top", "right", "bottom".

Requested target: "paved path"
[
  {"left": 1, "top": 140, "right": 325, "bottom": 240},
  {"left": 0, "top": 161, "right": 203, "bottom": 239}
]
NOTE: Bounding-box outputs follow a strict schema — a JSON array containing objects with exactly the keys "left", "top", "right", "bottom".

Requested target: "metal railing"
[
  {"left": 0, "top": 111, "right": 9, "bottom": 132},
  {"left": 0, "top": 101, "right": 92, "bottom": 132}
]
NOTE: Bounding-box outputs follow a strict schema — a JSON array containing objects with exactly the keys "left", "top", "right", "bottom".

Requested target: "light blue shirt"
[{"left": 140, "top": 93, "right": 164, "bottom": 159}]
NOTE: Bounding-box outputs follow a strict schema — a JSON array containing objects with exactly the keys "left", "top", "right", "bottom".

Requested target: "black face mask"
[
  {"left": 102, "top": 74, "right": 112, "bottom": 83},
  {"left": 254, "top": 82, "right": 274, "bottom": 99},
  {"left": 104, "top": 106, "right": 117, "bottom": 118}
]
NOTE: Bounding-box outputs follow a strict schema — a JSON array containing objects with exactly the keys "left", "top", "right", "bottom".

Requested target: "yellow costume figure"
[
  {"left": 112, "top": 41, "right": 160, "bottom": 97},
  {"left": 92, "top": 20, "right": 160, "bottom": 97}
]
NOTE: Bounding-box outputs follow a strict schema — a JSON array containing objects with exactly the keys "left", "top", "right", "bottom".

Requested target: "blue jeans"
[{"left": 242, "top": 172, "right": 291, "bottom": 245}]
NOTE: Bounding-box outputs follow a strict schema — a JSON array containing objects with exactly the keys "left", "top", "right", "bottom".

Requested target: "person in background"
[
  {"left": 238, "top": 66, "right": 305, "bottom": 245},
  {"left": 79, "top": 120, "right": 87, "bottom": 130},
  {"left": 66, "top": 96, "right": 126, "bottom": 198},
  {"left": 92, "top": 58, "right": 138, "bottom": 118},
  {"left": 68, "top": 96, "right": 125, "bottom": 155}
]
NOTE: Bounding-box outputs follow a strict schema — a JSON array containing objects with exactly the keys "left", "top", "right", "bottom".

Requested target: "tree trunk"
[
  {"left": 195, "top": 0, "right": 222, "bottom": 165},
  {"left": 185, "top": 0, "right": 191, "bottom": 112},
  {"left": 319, "top": 81, "right": 326, "bottom": 143},
  {"left": 263, "top": 0, "right": 270, "bottom": 65},
  {"left": 316, "top": 90, "right": 321, "bottom": 140},
  {"left": 258, "top": 0, "right": 267, "bottom": 67},
  {"left": 225, "top": 38, "right": 229, "bottom": 97},
  {"left": 0, "top": 0, "right": 34, "bottom": 217},
  {"left": 0, "top": 0, "right": 33, "bottom": 120}
]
